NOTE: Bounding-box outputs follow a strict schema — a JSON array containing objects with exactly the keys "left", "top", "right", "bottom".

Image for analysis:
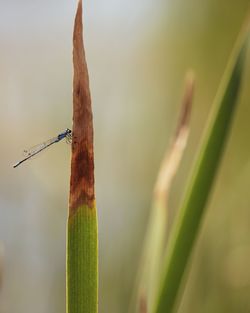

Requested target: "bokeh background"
[{"left": 0, "top": 0, "right": 250, "bottom": 312}]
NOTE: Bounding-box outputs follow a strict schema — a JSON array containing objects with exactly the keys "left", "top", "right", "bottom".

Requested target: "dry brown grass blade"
[
  {"left": 69, "top": 0, "right": 95, "bottom": 216},
  {"left": 154, "top": 71, "right": 194, "bottom": 207}
]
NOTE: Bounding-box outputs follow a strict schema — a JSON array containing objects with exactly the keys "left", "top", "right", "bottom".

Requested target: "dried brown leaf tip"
[
  {"left": 69, "top": 0, "right": 95, "bottom": 215},
  {"left": 154, "top": 72, "right": 194, "bottom": 204},
  {"left": 174, "top": 71, "right": 194, "bottom": 140}
]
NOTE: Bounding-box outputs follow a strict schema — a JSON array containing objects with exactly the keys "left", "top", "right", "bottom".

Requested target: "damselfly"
[{"left": 13, "top": 128, "right": 72, "bottom": 168}]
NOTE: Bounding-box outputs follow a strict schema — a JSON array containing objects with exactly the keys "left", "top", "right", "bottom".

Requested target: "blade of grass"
[
  {"left": 132, "top": 73, "right": 194, "bottom": 313},
  {"left": 155, "top": 20, "right": 249, "bottom": 313},
  {"left": 67, "top": 1, "right": 98, "bottom": 313}
]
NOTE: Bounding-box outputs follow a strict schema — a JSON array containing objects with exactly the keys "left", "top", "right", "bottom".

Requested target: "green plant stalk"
[
  {"left": 155, "top": 27, "right": 248, "bottom": 313},
  {"left": 67, "top": 205, "right": 98, "bottom": 313}
]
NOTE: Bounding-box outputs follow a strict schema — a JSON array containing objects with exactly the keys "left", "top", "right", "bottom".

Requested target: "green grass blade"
[
  {"left": 155, "top": 23, "right": 249, "bottom": 313},
  {"left": 67, "top": 1, "right": 98, "bottom": 313}
]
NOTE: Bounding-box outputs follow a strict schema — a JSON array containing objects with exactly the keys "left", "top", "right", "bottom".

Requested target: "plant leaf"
[{"left": 67, "top": 1, "right": 98, "bottom": 313}]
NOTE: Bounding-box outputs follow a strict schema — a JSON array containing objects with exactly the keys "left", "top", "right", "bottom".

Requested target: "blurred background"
[{"left": 0, "top": 0, "right": 250, "bottom": 312}]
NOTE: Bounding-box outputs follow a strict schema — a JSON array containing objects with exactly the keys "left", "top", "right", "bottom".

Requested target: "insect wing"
[
  {"left": 23, "top": 137, "right": 58, "bottom": 157},
  {"left": 65, "top": 132, "right": 72, "bottom": 144}
]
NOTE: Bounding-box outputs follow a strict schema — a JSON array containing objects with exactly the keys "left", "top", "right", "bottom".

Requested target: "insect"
[{"left": 13, "top": 128, "right": 72, "bottom": 168}]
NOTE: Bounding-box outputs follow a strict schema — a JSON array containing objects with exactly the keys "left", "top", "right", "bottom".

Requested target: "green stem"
[{"left": 67, "top": 205, "right": 98, "bottom": 313}]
